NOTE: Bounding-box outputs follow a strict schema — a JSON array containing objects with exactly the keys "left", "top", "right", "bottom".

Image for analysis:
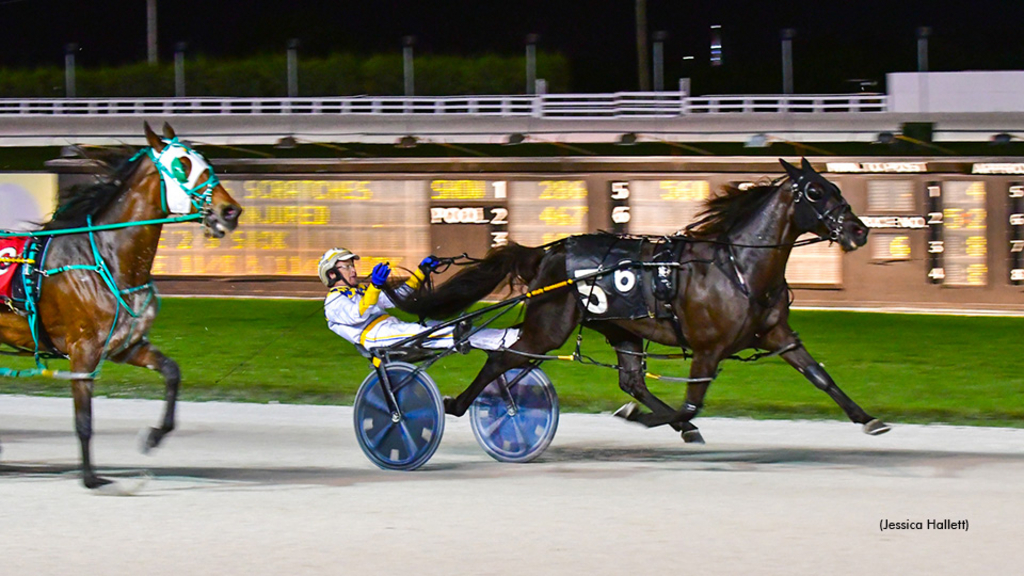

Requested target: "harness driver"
[{"left": 318, "top": 248, "right": 519, "bottom": 352}]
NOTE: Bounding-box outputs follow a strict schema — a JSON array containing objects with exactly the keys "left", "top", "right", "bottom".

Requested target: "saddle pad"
[
  {"left": 0, "top": 236, "right": 28, "bottom": 300},
  {"left": 564, "top": 234, "right": 648, "bottom": 320}
]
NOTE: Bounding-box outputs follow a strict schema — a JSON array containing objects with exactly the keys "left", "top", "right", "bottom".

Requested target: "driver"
[{"left": 318, "top": 247, "right": 519, "bottom": 352}]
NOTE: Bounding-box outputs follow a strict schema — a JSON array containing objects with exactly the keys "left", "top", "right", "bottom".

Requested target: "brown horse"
[
  {"left": 390, "top": 158, "right": 890, "bottom": 442},
  {"left": 0, "top": 123, "right": 242, "bottom": 489}
]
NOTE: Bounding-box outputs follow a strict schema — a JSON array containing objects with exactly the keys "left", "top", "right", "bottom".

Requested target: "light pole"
[
  {"left": 147, "top": 0, "right": 158, "bottom": 65},
  {"left": 525, "top": 33, "right": 539, "bottom": 94},
  {"left": 781, "top": 28, "right": 796, "bottom": 94},
  {"left": 403, "top": 36, "right": 415, "bottom": 96},
  {"left": 65, "top": 43, "right": 78, "bottom": 98},
  {"left": 653, "top": 31, "right": 667, "bottom": 91},
  {"left": 174, "top": 42, "right": 187, "bottom": 97},
  {"left": 917, "top": 26, "right": 931, "bottom": 72},
  {"left": 636, "top": 0, "right": 650, "bottom": 90},
  {"left": 287, "top": 38, "right": 299, "bottom": 98}
]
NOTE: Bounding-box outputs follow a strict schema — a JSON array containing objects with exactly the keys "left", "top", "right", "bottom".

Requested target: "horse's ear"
[
  {"left": 162, "top": 122, "right": 176, "bottom": 140},
  {"left": 800, "top": 157, "right": 816, "bottom": 173},
  {"left": 144, "top": 122, "right": 164, "bottom": 152},
  {"left": 779, "top": 158, "right": 801, "bottom": 180}
]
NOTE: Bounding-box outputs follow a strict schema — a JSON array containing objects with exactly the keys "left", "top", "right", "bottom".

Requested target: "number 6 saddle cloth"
[{"left": 564, "top": 233, "right": 685, "bottom": 320}]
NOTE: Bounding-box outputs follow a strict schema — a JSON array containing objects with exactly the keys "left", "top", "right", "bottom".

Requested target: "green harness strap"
[
  {"left": 0, "top": 216, "right": 161, "bottom": 380},
  {"left": 0, "top": 214, "right": 203, "bottom": 239},
  {"left": 0, "top": 141, "right": 220, "bottom": 380}
]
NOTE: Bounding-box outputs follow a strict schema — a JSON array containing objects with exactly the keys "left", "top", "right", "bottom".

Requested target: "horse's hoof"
[
  {"left": 83, "top": 475, "right": 115, "bottom": 490},
  {"left": 681, "top": 429, "right": 705, "bottom": 444},
  {"left": 863, "top": 419, "right": 891, "bottom": 436},
  {"left": 137, "top": 427, "right": 161, "bottom": 454},
  {"left": 443, "top": 396, "right": 457, "bottom": 416},
  {"left": 613, "top": 402, "right": 639, "bottom": 422},
  {"left": 90, "top": 474, "right": 151, "bottom": 496}
]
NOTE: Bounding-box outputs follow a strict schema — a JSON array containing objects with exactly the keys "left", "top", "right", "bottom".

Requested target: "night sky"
[{"left": 2, "top": 0, "right": 1023, "bottom": 94}]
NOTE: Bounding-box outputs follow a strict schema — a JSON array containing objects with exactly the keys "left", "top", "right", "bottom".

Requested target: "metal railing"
[{"left": 0, "top": 92, "right": 888, "bottom": 118}]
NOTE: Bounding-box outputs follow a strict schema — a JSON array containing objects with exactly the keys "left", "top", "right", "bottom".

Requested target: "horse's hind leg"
[
  {"left": 111, "top": 340, "right": 180, "bottom": 452},
  {"left": 764, "top": 326, "right": 890, "bottom": 435},
  {"left": 623, "top": 349, "right": 721, "bottom": 430},
  {"left": 445, "top": 291, "right": 580, "bottom": 417},
  {"left": 591, "top": 324, "right": 704, "bottom": 443}
]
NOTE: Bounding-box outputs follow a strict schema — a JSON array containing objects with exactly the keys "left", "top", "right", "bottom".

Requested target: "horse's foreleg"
[
  {"left": 111, "top": 340, "right": 180, "bottom": 452},
  {"left": 71, "top": 377, "right": 107, "bottom": 488},
  {"left": 68, "top": 347, "right": 106, "bottom": 489},
  {"left": 765, "top": 328, "right": 890, "bottom": 435}
]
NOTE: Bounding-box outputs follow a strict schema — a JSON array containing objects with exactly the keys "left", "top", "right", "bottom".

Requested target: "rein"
[
  {"left": 384, "top": 260, "right": 799, "bottom": 386},
  {"left": 685, "top": 235, "right": 830, "bottom": 249},
  {"left": 0, "top": 213, "right": 203, "bottom": 239}
]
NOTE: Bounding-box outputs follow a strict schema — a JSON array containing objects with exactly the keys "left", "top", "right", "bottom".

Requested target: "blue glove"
[
  {"left": 370, "top": 262, "right": 391, "bottom": 288},
  {"left": 418, "top": 255, "right": 440, "bottom": 274}
]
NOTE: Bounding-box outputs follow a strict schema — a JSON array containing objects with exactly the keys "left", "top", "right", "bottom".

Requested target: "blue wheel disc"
[
  {"left": 353, "top": 361, "right": 444, "bottom": 471},
  {"left": 469, "top": 367, "right": 559, "bottom": 463}
]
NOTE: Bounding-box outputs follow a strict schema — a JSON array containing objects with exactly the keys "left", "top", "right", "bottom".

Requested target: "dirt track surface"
[{"left": 2, "top": 395, "right": 1021, "bottom": 575}]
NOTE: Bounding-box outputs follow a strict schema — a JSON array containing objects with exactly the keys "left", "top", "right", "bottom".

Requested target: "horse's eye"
[{"left": 806, "top": 184, "right": 825, "bottom": 201}]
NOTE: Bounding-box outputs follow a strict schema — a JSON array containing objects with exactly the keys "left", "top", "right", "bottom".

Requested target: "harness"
[
  {"left": 0, "top": 139, "right": 220, "bottom": 380},
  {"left": 790, "top": 174, "right": 850, "bottom": 242}
]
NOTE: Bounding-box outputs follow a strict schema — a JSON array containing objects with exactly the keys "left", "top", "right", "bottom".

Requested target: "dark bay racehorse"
[
  {"left": 0, "top": 123, "right": 242, "bottom": 489},
  {"left": 391, "top": 159, "right": 890, "bottom": 441}
]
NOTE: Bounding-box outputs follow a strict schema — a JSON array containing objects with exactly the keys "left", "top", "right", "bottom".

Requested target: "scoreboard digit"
[
  {"left": 489, "top": 206, "right": 509, "bottom": 247},
  {"left": 1010, "top": 183, "right": 1024, "bottom": 284},
  {"left": 508, "top": 180, "right": 589, "bottom": 245},
  {"left": 927, "top": 181, "right": 988, "bottom": 286},
  {"left": 626, "top": 180, "right": 710, "bottom": 235},
  {"left": 609, "top": 181, "right": 630, "bottom": 233},
  {"left": 428, "top": 180, "right": 509, "bottom": 249},
  {"left": 927, "top": 182, "right": 945, "bottom": 283}
]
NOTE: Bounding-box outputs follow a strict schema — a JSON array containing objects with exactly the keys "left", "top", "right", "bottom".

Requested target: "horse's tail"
[{"left": 390, "top": 242, "right": 546, "bottom": 319}]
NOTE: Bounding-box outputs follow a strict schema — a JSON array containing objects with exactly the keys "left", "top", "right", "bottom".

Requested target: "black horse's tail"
[{"left": 389, "top": 243, "right": 546, "bottom": 319}]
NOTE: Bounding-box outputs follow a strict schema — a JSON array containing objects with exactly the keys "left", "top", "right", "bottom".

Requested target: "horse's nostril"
[{"left": 223, "top": 206, "right": 239, "bottom": 221}]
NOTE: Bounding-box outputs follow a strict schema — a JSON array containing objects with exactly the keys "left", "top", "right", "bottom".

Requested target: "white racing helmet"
[{"left": 318, "top": 247, "right": 359, "bottom": 286}]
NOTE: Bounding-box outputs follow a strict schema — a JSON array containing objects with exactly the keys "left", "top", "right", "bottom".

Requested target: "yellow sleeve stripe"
[
  {"left": 359, "top": 285, "right": 382, "bottom": 315},
  {"left": 405, "top": 268, "right": 425, "bottom": 290}
]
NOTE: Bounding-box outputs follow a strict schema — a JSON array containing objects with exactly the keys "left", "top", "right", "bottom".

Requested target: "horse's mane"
[
  {"left": 685, "top": 179, "right": 783, "bottom": 239},
  {"left": 42, "top": 147, "right": 143, "bottom": 231}
]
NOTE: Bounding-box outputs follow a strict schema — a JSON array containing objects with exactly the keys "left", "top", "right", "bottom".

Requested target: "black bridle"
[{"left": 791, "top": 174, "right": 850, "bottom": 242}]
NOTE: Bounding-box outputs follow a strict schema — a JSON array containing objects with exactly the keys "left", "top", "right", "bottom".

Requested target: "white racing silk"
[{"left": 324, "top": 284, "right": 519, "bottom": 351}]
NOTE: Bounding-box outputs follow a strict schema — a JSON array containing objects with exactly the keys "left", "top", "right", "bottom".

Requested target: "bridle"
[
  {"left": 134, "top": 137, "right": 220, "bottom": 219},
  {"left": 791, "top": 174, "right": 850, "bottom": 242}
]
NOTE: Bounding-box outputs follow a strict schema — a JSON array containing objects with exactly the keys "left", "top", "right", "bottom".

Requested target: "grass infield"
[{"left": 1, "top": 298, "right": 1022, "bottom": 427}]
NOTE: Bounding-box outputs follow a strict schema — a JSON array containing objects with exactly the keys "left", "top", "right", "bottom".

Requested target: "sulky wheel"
[
  {"left": 353, "top": 361, "right": 445, "bottom": 471},
  {"left": 469, "top": 366, "right": 559, "bottom": 463}
]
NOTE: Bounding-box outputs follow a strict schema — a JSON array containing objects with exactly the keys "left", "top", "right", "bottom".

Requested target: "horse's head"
[
  {"left": 780, "top": 158, "right": 868, "bottom": 252},
  {"left": 144, "top": 122, "right": 243, "bottom": 238}
]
